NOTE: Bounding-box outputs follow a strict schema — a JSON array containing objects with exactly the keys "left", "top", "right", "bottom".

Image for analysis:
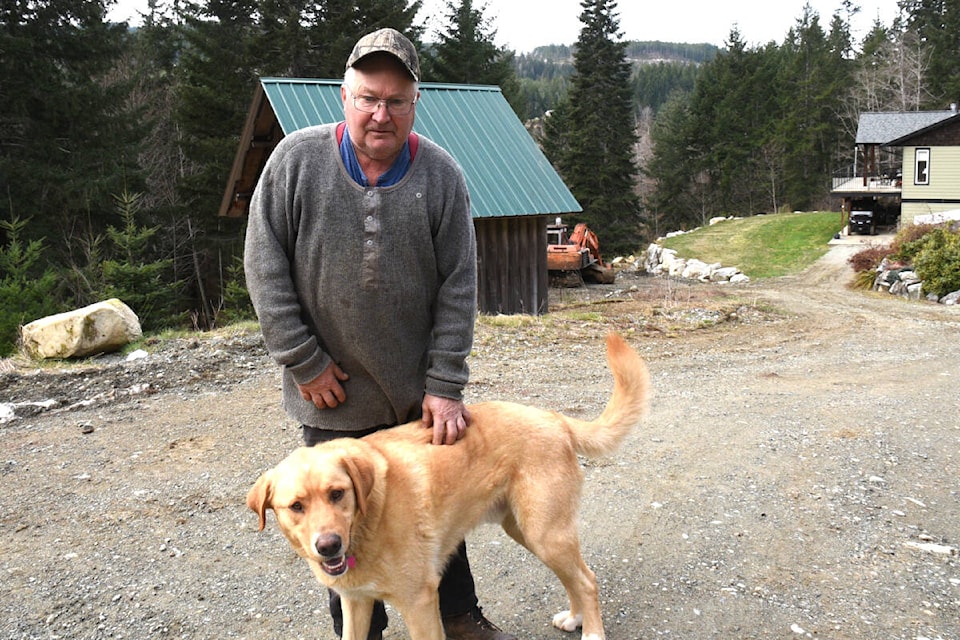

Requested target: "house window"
[{"left": 915, "top": 148, "right": 930, "bottom": 185}]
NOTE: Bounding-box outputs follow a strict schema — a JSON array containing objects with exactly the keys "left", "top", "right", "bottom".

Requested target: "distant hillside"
[
  {"left": 517, "top": 41, "right": 718, "bottom": 72},
  {"left": 514, "top": 41, "right": 717, "bottom": 118},
  {"left": 625, "top": 41, "right": 718, "bottom": 64}
]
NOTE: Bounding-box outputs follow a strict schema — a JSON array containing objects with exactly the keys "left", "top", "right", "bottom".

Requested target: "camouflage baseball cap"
[{"left": 346, "top": 28, "right": 420, "bottom": 82}]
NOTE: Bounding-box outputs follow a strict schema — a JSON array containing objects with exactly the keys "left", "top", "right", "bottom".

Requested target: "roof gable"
[
  {"left": 219, "top": 77, "right": 580, "bottom": 219},
  {"left": 856, "top": 110, "right": 957, "bottom": 145},
  {"left": 885, "top": 112, "right": 960, "bottom": 147}
]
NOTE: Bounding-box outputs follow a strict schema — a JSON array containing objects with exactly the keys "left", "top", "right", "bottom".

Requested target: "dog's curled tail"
[{"left": 570, "top": 333, "right": 650, "bottom": 458}]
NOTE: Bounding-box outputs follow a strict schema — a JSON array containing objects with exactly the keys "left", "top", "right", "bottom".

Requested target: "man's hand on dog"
[
  {"left": 422, "top": 394, "right": 471, "bottom": 445},
  {"left": 299, "top": 365, "right": 469, "bottom": 445},
  {"left": 299, "top": 362, "right": 350, "bottom": 409}
]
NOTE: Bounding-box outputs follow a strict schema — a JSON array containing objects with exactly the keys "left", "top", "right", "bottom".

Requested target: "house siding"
[{"left": 901, "top": 145, "right": 960, "bottom": 224}]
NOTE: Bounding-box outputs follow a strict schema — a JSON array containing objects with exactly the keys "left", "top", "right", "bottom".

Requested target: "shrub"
[
  {"left": 848, "top": 245, "right": 890, "bottom": 273},
  {"left": 0, "top": 215, "right": 68, "bottom": 356},
  {"left": 912, "top": 227, "right": 960, "bottom": 298},
  {"left": 890, "top": 223, "right": 938, "bottom": 262},
  {"left": 850, "top": 267, "right": 879, "bottom": 290}
]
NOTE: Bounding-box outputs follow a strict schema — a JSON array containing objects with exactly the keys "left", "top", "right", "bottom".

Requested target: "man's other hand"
[{"left": 298, "top": 362, "right": 350, "bottom": 409}]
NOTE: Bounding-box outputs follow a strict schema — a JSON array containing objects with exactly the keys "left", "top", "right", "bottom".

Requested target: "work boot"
[{"left": 443, "top": 607, "right": 517, "bottom": 640}]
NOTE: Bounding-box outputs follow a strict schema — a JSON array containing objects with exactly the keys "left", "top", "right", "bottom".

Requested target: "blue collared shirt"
[{"left": 339, "top": 125, "right": 412, "bottom": 187}]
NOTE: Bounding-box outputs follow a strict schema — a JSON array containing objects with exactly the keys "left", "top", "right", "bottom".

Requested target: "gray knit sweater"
[{"left": 244, "top": 123, "right": 477, "bottom": 430}]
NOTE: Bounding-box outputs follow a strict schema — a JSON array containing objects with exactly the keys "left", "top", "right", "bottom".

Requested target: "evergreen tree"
[
  {"left": 658, "top": 4, "right": 851, "bottom": 217},
  {"left": 840, "top": 13, "right": 930, "bottom": 183},
  {"left": 0, "top": 0, "right": 136, "bottom": 246},
  {"left": 901, "top": 0, "right": 960, "bottom": 104},
  {"left": 310, "top": 0, "right": 423, "bottom": 78},
  {"left": 126, "top": 1, "right": 186, "bottom": 215},
  {"left": 681, "top": 29, "right": 786, "bottom": 216},
  {"left": 631, "top": 61, "right": 700, "bottom": 113},
  {"left": 100, "top": 191, "right": 183, "bottom": 330},
  {"left": 176, "top": 0, "right": 259, "bottom": 209},
  {"left": 423, "top": 0, "right": 525, "bottom": 117},
  {"left": 541, "top": 0, "right": 641, "bottom": 255},
  {"left": 644, "top": 91, "right": 703, "bottom": 233},
  {"left": 255, "top": 0, "right": 323, "bottom": 77},
  {"left": 777, "top": 5, "right": 849, "bottom": 210},
  {"left": 171, "top": 0, "right": 259, "bottom": 327}
]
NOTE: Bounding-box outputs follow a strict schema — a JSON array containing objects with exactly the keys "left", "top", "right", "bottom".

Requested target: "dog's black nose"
[{"left": 315, "top": 533, "right": 343, "bottom": 558}]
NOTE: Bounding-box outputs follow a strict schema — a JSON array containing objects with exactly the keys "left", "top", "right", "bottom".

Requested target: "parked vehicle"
[{"left": 849, "top": 210, "right": 876, "bottom": 235}]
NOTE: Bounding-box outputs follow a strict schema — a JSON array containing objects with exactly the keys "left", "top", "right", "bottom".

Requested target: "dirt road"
[{"left": 2, "top": 246, "right": 959, "bottom": 640}]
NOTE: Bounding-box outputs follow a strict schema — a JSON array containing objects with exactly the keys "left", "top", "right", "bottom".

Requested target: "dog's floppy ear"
[
  {"left": 342, "top": 455, "right": 375, "bottom": 516},
  {"left": 246, "top": 470, "right": 274, "bottom": 531}
]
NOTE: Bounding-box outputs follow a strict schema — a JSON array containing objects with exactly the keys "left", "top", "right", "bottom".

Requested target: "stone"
[
  {"left": 643, "top": 242, "right": 749, "bottom": 284},
  {"left": 898, "top": 270, "right": 920, "bottom": 284},
  {"left": 668, "top": 257, "right": 687, "bottom": 277},
  {"left": 903, "top": 540, "right": 959, "bottom": 556},
  {"left": 659, "top": 248, "right": 678, "bottom": 270},
  {"left": 711, "top": 267, "right": 741, "bottom": 282},
  {"left": 941, "top": 290, "right": 960, "bottom": 305},
  {"left": 681, "top": 259, "right": 710, "bottom": 280},
  {"left": 21, "top": 299, "right": 142, "bottom": 360},
  {"left": 642, "top": 244, "right": 661, "bottom": 273}
]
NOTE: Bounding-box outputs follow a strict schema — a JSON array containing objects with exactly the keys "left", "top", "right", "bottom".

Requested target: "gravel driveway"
[{"left": 2, "top": 246, "right": 959, "bottom": 640}]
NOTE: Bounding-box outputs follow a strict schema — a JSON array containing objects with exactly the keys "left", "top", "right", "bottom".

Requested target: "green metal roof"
[{"left": 259, "top": 77, "right": 581, "bottom": 219}]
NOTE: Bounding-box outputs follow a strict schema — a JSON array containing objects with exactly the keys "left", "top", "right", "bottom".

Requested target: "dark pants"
[{"left": 303, "top": 425, "right": 479, "bottom": 638}]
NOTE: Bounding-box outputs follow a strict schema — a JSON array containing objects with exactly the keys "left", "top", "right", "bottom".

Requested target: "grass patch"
[
  {"left": 136, "top": 320, "right": 261, "bottom": 347},
  {"left": 477, "top": 314, "right": 542, "bottom": 328},
  {"left": 661, "top": 212, "right": 842, "bottom": 278}
]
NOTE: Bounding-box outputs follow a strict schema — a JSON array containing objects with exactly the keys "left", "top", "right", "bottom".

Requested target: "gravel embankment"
[{"left": 2, "top": 256, "right": 959, "bottom": 640}]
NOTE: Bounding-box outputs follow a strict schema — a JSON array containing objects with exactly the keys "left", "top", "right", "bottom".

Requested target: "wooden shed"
[{"left": 220, "top": 78, "right": 581, "bottom": 314}]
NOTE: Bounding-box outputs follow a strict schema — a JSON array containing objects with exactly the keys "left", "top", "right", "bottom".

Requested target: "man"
[{"left": 244, "top": 28, "right": 516, "bottom": 640}]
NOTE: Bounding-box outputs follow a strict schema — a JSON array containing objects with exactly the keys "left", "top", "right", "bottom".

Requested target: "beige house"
[
  {"left": 885, "top": 112, "right": 960, "bottom": 225},
  {"left": 832, "top": 108, "right": 960, "bottom": 228}
]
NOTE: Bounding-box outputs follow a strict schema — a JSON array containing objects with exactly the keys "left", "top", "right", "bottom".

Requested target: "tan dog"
[{"left": 248, "top": 333, "right": 649, "bottom": 640}]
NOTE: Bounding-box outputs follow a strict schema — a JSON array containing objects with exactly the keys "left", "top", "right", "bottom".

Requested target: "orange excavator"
[{"left": 546, "top": 220, "right": 615, "bottom": 286}]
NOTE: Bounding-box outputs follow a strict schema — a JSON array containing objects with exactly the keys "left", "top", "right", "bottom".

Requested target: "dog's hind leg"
[
  {"left": 341, "top": 596, "right": 375, "bottom": 640},
  {"left": 502, "top": 512, "right": 605, "bottom": 640}
]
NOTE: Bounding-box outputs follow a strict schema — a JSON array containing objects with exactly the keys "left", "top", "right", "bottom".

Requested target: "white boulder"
[{"left": 21, "top": 299, "right": 142, "bottom": 359}]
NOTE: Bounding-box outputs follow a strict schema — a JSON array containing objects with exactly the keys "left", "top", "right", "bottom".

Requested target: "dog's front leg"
[
  {"left": 340, "top": 595, "right": 375, "bottom": 640},
  {"left": 396, "top": 591, "right": 444, "bottom": 640}
]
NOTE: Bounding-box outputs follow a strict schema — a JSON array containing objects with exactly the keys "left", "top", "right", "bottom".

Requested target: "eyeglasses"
[{"left": 346, "top": 87, "right": 418, "bottom": 116}]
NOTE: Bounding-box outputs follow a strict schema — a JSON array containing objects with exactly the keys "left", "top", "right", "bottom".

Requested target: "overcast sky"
[{"left": 108, "top": 0, "right": 902, "bottom": 53}]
